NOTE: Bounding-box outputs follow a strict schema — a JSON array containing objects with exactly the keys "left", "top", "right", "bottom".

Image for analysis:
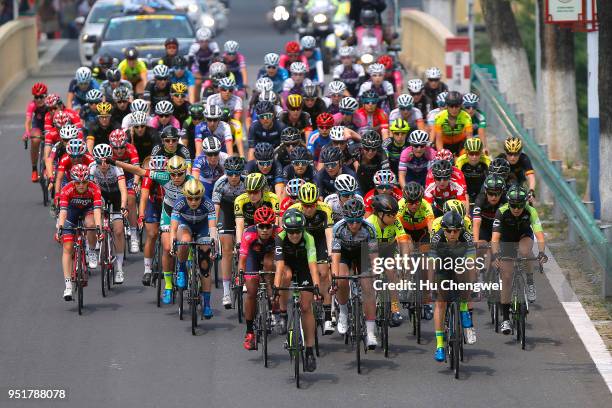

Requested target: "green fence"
[{"left": 472, "top": 65, "right": 612, "bottom": 297}]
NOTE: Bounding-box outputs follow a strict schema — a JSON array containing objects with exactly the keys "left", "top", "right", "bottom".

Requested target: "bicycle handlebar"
[
  {"left": 276, "top": 285, "right": 317, "bottom": 291},
  {"left": 332, "top": 274, "right": 377, "bottom": 280},
  {"left": 242, "top": 270, "right": 276, "bottom": 276}
]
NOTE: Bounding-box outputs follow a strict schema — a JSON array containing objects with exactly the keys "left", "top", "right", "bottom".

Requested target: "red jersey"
[
  {"left": 363, "top": 187, "right": 403, "bottom": 214},
  {"left": 141, "top": 175, "right": 163, "bottom": 204},
  {"left": 112, "top": 142, "right": 140, "bottom": 165},
  {"left": 44, "top": 108, "right": 81, "bottom": 134},
  {"left": 353, "top": 107, "right": 388, "bottom": 131},
  {"left": 239, "top": 225, "right": 282, "bottom": 258},
  {"left": 44, "top": 128, "right": 84, "bottom": 146},
  {"left": 425, "top": 165, "right": 467, "bottom": 191},
  {"left": 424, "top": 179, "right": 467, "bottom": 213},
  {"left": 56, "top": 153, "right": 95, "bottom": 175},
  {"left": 278, "top": 54, "right": 309, "bottom": 71},
  {"left": 59, "top": 181, "right": 102, "bottom": 210},
  {"left": 279, "top": 196, "right": 296, "bottom": 218}
]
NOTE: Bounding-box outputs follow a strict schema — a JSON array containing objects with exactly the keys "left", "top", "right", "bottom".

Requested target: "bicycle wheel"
[
  {"left": 107, "top": 233, "right": 114, "bottom": 290},
  {"left": 191, "top": 257, "right": 199, "bottom": 335},
  {"left": 293, "top": 306, "right": 302, "bottom": 388},
  {"left": 519, "top": 303, "right": 526, "bottom": 350},
  {"left": 155, "top": 238, "right": 162, "bottom": 308},
  {"left": 178, "top": 266, "right": 184, "bottom": 320},
  {"left": 213, "top": 252, "right": 219, "bottom": 289},
  {"left": 453, "top": 303, "right": 461, "bottom": 379},
  {"left": 38, "top": 149, "right": 49, "bottom": 206},
  {"left": 354, "top": 297, "right": 362, "bottom": 374},
  {"left": 100, "top": 235, "right": 108, "bottom": 297},
  {"left": 76, "top": 246, "right": 84, "bottom": 316},
  {"left": 259, "top": 295, "right": 269, "bottom": 367}
]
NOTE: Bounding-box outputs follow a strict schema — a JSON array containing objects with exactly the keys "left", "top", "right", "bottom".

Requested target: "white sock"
[
  {"left": 366, "top": 320, "right": 376, "bottom": 335},
  {"left": 65, "top": 278, "right": 72, "bottom": 288},
  {"left": 223, "top": 280, "right": 230, "bottom": 295},
  {"left": 115, "top": 254, "right": 124, "bottom": 271},
  {"left": 339, "top": 303, "right": 348, "bottom": 317},
  {"left": 144, "top": 257, "right": 152, "bottom": 273},
  {"left": 130, "top": 228, "right": 138, "bottom": 240}
]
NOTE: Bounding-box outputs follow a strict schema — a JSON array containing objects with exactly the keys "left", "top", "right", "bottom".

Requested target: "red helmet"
[
  {"left": 31, "top": 82, "right": 48, "bottom": 96},
  {"left": 316, "top": 112, "right": 334, "bottom": 128},
  {"left": 70, "top": 164, "right": 89, "bottom": 182},
  {"left": 53, "top": 110, "right": 71, "bottom": 128},
  {"left": 285, "top": 41, "right": 300, "bottom": 54},
  {"left": 254, "top": 206, "right": 276, "bottom": 225},
  {"left": 45, "top": 93, "right": 61, "bottom": 108},
  {"left": 377, "top": 55, "right": 393, "bottom": 70},
  {"left": 109, "top": 129, "right": 128, "bottom": 148},
  {"left": 435, "top": 148, "right": 454, "bottom": 163}
]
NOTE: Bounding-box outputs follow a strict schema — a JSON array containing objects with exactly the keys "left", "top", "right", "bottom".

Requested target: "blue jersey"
[
  {"left": 306, "top": 48, "right": 323, "bottom": 82},
  {"left": 170, "top": 70, "right": 195, "bottom": 87},
  {"left": 257, "top": 67, "right": 289, "bottom": 94},
  {"left": 307, "top": 130, "right": 331, "bottom": 162},
  {"left": 68, "top": 79, "right": 99, "bottom": 108},
  {"left": 171, "top": 196, "right": 216, "bottom": 227},
  {"left": 192, "top": 152, "right": 228, "bottom": 199}
]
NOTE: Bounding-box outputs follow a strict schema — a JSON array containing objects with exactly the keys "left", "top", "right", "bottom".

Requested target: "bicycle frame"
[{"left": 242, "top": 270, "right": 275, "bottom": 367}]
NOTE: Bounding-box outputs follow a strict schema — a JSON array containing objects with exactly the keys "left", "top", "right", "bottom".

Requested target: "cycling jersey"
[
  {"left": 306, "top": 130, "right": 331, "bottom": 162},
  {"left": 193, "top": 152, "right": 228, "bottom": 199},
  {"left": 493, "top": 203, "right": 543, "bottom": 241},
  {"left": 67, "top": 79, "right": 100, "bottom": 108},
  {"left": 426, "top": 107, "right": 443, "bottom": 127},
  {"left": 142, "top": 175, "right": 163, "bottom": 223},
  {"left": 332, "top": 63, "right": 365, "bottom": 95},
  {"left": 424, "top": 166, "right": 467, "bottom": 191},
  {"left": 131, "top": 127, "right": 161, "bottom": 160},
  {"left": 211, "top": 174, "right": 246, "bottom": 233},
  {"left": 289, "top": 201, "right": 334, "bottom": 262},
  {"left": 171, "top": 103, "right": 190, "bottom": 127},
  {"left": 363, "top": 187, "right": 402, "bottom": 214},
  {"left": 304, "top": 48, "right": 324, "bottom": 82},
  {"left": 181, "top": 117, "right": 198, "bottom": 158},
  {"left": 431, "top": 215, "right": 473, "bottom": 234},
  {"left": 234, "top": 191, "right": 280, "bottom": 227},
  {"left": 413, "top": 95, "right": 432, "bottom": 118},
  {"left": 455, "top": 153, "right": 491, "bottom": 201},
  {"left": 118, "top": 59, "right": 147, "bottom": 83},
  {"left": 60, "top": 181, "right": 102, "bottom": 211},
  {"left": 256, "top": 67, "right": 289, "bottom": 94},
  {"left": 434, "top": 110, "right": 473, "bottom": 151},
  {"left": 366, "top": 214, "right": 409, "bottom": 244},
  {"left": 57, "top": 154, "right": 95, "bottom": 183},
  {"left": 279, "top": 54, "right": 309, "bottom": 71},
  {"left": 353, "top": 107, "right": 388, "bottom": 132},
  {"left": 331, "top": 219, "right": 378, "bottom": 266},
  {"left": 245, "top": 159, "right": 284, "bottom": 189},
  {"left": 247, "top": 119, "right": 286, "bottom": 149},
  {"left": 353, "top": 148, "right": 390, "bottom": 193},
  {"left": 171, "top": 196, "right": 216, "bottom": 226},
  {"left": 88, "top": 163, "right": 124, "bottom": 193},
  {"left": 324, "top": 193, "right": 364, "bottom": 223},
  {"left": 282, "top": 163, "right": 316, "bottom": 183},
  {"left": 112, "top": 142, "right": 140, "bottom": 167},
  {"left": 275, "top": 230, "right": 317, "bottom": 283},
  {"left": 44, "top": 108, "right": 81, "bottom": 136},
  {"left": 240, "top": 224, "right": 281, "bottom": 274},
  {"left": 358, "top": 80, "right": 394, "bottom": 98},
  {"left": 149, "top": 170, "right": 194, "bottom": 231},
  {"left": 303, "top": 99, "right": 328, "bottom": 130},
  {"left": 26, "top": 101, "right": 48, "bottom": 131},
  {"left": 332, "top": 112, "right": 360, "bottom": 132},
  {"left": 315, "top": 166, "right": 360, "bottom": 198},
  {"left": 397, "top": 198, "right": 434, "bottom": 242},
  {"left": 223, "top": 52, "right": 247, "bottom": 88},
  {"left": 470, "top": 110, "right": 487, "bottom": 136},
  {"left": 110, "top": 106, "right": 130, "bottom": 125},
  {"left": 399, "top": 148, "right": 436, "bottom": 187},
  {"left": 195, "top": 121, "right": 233, "bottom": 151},
  {"left": 472, "top": 192, "right": 506, "bottom": 241},
  {"left": 278, "top": 111, "right": 312, "bottom": 133},
  {"left": 99, "top": 80, "right": 133, "bottom": 102},
  {"left": 87, "top": 121, "right": 121, "bottom": 146},
  {"left": 388, "top": 108, "right": 424, "bottom": 130},
  {"left": 150, "top": 143, "right": 191, "bottom": 166},
  {"left": 206, "top": 93, "right": 243, "bottom": 116},
  {"left": 429, "top": 228, "right": 475, "bottom": 278},
  {"left": 188, "top": 41, "right": 220, "bottom": 76},
  {"left": 495, "top": 152, "right": 534, "bottom": 186},
  {"left": 170, "top": 70, "right": 195, "bottom": 87},
  {"left": 382, "top": 137, "right": 410, "bottom": 175},
  {"left": 424, "top": 180, "right": 467, "bottom": 217},
  {"left": 424, "top": 82, "right": 449, "bottom": 108},
  {"left": 281, "top": 79, "right": 308, "bottom": 97}
]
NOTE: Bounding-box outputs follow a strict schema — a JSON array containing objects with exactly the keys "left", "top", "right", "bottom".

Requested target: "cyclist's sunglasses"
[
  {"left": 266, "top": 65, "right": 277, "bottom": 69},
  {"left": 443, "top": 227, "right": 461, "bottom": 233},
  {"left": 323, "top": 161, "right": 339, "bottom": 169},
  {"left": 258, "top": 113, "right": 273, "bottom": 120},
  {"left": 286, "top": 229, "right": 302, "bottom": 235},
  {"left": 399, "top": 106, "right": 413, "bottom": 111},
  {"left": 434, "top": 176, "right": 450, "bottom": 181},
  {"left": 172, "top": 93, "right": 187, "bottom": 98},
  {"left": 377, "top": 185, "right": 392, "bottom": 190},
  {"left": 163, "top": 138, "right": 178, "bottom": 143},
  {"left": 339, "top": 191, "right": 354, "bottom": 197},
  {"left": 257, "top": 223, "right": 273, "bottom": 230},
  {"left": 257, "top": 160, "right": 273, "bottom": 167},
  {"left": 346, "top": 217, "right": 362, "bottom": 224},
  {"left": 206, "top": 152, "right": 219, "bottom": 157},
  {"left": 158, "top": 114, "right": 171, "bottom": 118},
  {"left": 447, "top": 103, "right": 461, "bottom": 108},
  {"left": 34, "top": 95, "right": 47, "bottom": 100},
  {"left": 133, "top": 125, "right": 146, "bottom": 129},
  {"left": 510, "top": 202, "right": 526, "bottom": 209},
  {"left": 339, "top": 109, "right": 354, "bottom": 115},
  {"left": 486, "top": 191, "right": 502, "bottom": 197},
  {"left": 226, "top": 170, "right": 241, "bottom": 176},
  {"left": 292, "top": 160, "right": 310, "bottom": 166},
  {"left": 411, "top": 144, "right": 426, "bottom": 148},
  {"left": 169, "top": 171, "right": 186, "bottom": 178}
]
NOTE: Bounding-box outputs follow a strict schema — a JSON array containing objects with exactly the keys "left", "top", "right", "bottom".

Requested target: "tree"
[
  {"left": 481, "top": 0, "right": 536, "bottom": 130},
  {"left": 538, "top": 0, "right": 580, "bottom": 165},
  {"left": 599, "top": 0, "right": 612, "bottom": 221}
]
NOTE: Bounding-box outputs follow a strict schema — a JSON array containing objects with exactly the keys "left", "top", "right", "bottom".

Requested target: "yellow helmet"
[
  {"left": 96, "top": 102, "right": 113, "bottom": 116},
  {"left": 464, "top": 137, "right": 483, "bottom": 153},
  {"left": 166, "top": 155, "right": 187, "bottom": 173},
  {"left": 245, "top": 172, "right": 266, "bottom": 191},
  {"left": 287, "top": 94, "right": 303, "bottom": 109},
  {"left": 298, "top": 182, "right": 318, "bottom": 204},
  {"left": 389, "top": 118, "right": 410, "bottom": 133},
  {"left": 442, "top": 199, "right": 466, "bottom": 217},
  {"left": 504, "top": 136, "right": 522, "bottom": 154},
  {"left": 182, "top": 178, "right": 205, "bottom": 198},
  {"left": 171, "top": 82, "right": 188, "bottom": 94}
]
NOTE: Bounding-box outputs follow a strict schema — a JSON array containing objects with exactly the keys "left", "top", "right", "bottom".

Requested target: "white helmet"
[
  {"left": 155, "top": 100, "right": 174, "bottom": 115},
  {"left": 59, "top": 124, "right": 79, "bottom": 140},
  {"left": 367, "top": 63, "right": 385, "bottom": 76},
  {"left": 131, "top": 111, "right": 148, "bottom": 126},
  {"left": 263, "top": 52, "right": 280, "bottom": 66},
  {"left": 329, "top": 126, "right": 346, "bottom": 142},
  {"left": 289, "top": 62, "right": 307, "bottom": 74},
  {"left": 258, "top": 90, "right": 277, "bottom": 103},
  {"left": 408, "top": 130, "right": 430, "bottom": 145},
  {"left": 209, "top": 62, "right": 227, "bottom": 76},
  {"left": 152, "top": 64, "right": 170, "bottom": 79},
  {"left": 407, "top": 79, "right": 424, "bottom": 93},
  {"left": 75, "top": 67, "right": 92, "bottom": 84},
  {"left": 462, "top": 92, "right": 480, "bottom": 105},
  {"left": 130, "top": 98, "right": 148, "bottom": 113},
  {"left": 397, "top": 94, "right": 414, "bottom": 109},
  {"left": 149, "top": 155, "right": 168, "bottom": 171},
  {"left": 92, "top": 143, "right": 113, "bottom": 159},
  {"left": 196, "top": 27, "right": 213, "bottom": 42},
  {"left": 86, "top": 89, "right": 103, "bottom": 103},
  {"left": 425, "top": 66, "right": 442, "bottom": 79},
  {"left": 224, "top": 40, "right": 239, "bottom": 53},
  {"left": 334, "top": 174, "right": 358, "bottom": 193},
  {"left": 300, "top": 36, "right": 316, "bottom": 50},
  {"left": 338, "top": 46, "right": 354, "bottom": 58},
  {"left": 327, "top": 80, "right": 346, "bottom": 95},
  {"left": 204, "top": 104, "right": 222, "bottom": 119},
  {"left": 255, "top": 77, "right": 274, "bottom": 92},
  {"left": 339, "top": 96, "right": 358, "bottom": 112},
  {"left": 218, "top": 76, "right": 236, "bottom": 89},
  {"left": 202, "top": 136, "right": 222, "bottom": 153},
  {"left": 373, "top": 169, "right": 397, "bottom": 185},
  {"left": 436, "top": 91, "right": 449, "bottom": 106}
]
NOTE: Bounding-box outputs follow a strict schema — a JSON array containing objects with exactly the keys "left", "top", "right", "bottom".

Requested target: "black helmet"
[
  {"left": 125, "top": 47, "right": 139, "bottom": 59},
  {"left": 255, "top": 101, "right": 274, "bottom": 115},
  {"left": 441, "top": 210, "right": 465, "bottom": 229},
  {"left": 165, "top": 37, "right": 178, "bottom": 47},
  {"left": 360, "top": 8, "right": 378, "bottom": 26},
  {"left": 361, "top": 129, "right": 382, "bottom": 149},
  {"left": 282, "top": 208, "right": 306, "bottom": 231},
  {"left": 281, "top": 127, "right": 302, "bottom": 144},
  {"left": 483, "top": 174, "right": 506, "bottom": 193},
  {"left": 431, "top": 160, "right": 452, "bottom": 178},
  {"left": 371, "top": 194, "right": 399, "bottom": 214},
  {"left": 189, "top": 103, "right": 205, "bottom": 119},
  {"left": 489, "top": 157, "right": 511, "bottom": 177},
  {"left": 506, "top": 185, "right": 528, "bottom": 206},
  {"left": 290, "top": 146, "right": 311, "bottom": 161},
  {"left": 342, "top": 197, "right": 365, "bottom": 218},
  {"left": 360, "top": 90, "right": 379, "bottom": 104},
  {"left": 98, "top": 53, "right": 114, "bottom": 68},
  {"left": 320, "top": 145, "right": 343, "bottom": 164},
  {"left": 224, "top": 156, "right": 245, "bottom": 172},
  {"left": 106, "top": 68, "right": 121, "bottom": 82},
  {"left": 161, "top": 126, "right": 179, "bottom": 139},
  {"left": 445, "top": 91, "right": 463, "bottom": 106},
  {"left": 403, "top": 181, "right": 424, "bottom": 202},
  {"left": 173, "top": 55, "right": 187, "bottom": 69},
  {"left": 303, "top": 84, "right": 318, "bottom": 98},
  {"left": 254, "top": 142, "right": 275, "bottom": 161}
]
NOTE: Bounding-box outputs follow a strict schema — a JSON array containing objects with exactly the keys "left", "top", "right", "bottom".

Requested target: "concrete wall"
[
  {"left": 399, "top": 8, "right": 454, "bottom": 79},
  {"left": 0, "top": 18, "right": 39, "bottom": 107}
]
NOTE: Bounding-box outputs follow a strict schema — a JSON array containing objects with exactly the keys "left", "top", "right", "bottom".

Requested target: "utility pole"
[
  {"left": 468, "top": 0, "right": 475, "bottom": 66},
  {"left": 587, "top": 0, "right": 600, "bottom": 218}
]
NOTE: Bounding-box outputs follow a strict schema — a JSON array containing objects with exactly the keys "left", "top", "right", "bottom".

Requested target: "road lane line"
[{"left": 39, "top": 40, "right": 69, "bottom": 67}]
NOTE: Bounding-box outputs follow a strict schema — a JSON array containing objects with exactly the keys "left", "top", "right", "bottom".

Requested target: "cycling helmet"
[
  {"left": 161, "top": 126, "right": 179, "bottom": 139},
  {"left": 173, "top": 55, "right": 187, "bottom": 69},
  {"left": 245, "top": 172, "right": 266, "bottom": 191},
  {"left": 445, "top": 91, "right": 463, "bottom": 106},
  {"left": 152, "top": 64, "right": 170, "bottom": 79},
  {"left": 189, "top": 103, "right": 204, "bottom": 119},
  {"left": 436, "top": 91, "right": 448, "bottom": 107},
  {"left": 86, "top": 89, "right": 103, "bottom": 104},
  {"left": 329, "top": 126, "right": 346, "bottom": 141},
  {"left": 407, "top": 79, "right": 424, "bottom": 93},
  {"left": 319, "top": 145, "right": 343, "bottom": 164},
  {"left": 264, "top": 52, "right": 280, "bottom": 66},
  {"left": 149, "top": 155, "right": 168, "bottom": 171},
  {"left": 254, "top": 142, "right": 275, "bottom": 161},
  {"left": 255, "top": 77, "right": 274, "bottom": 92},
  {"left": 125, "top": 47, "right": 139, "bottom": 59},
  {"left": 403, "top": 181, "right": 424, "bottom": 202},
  {"left": 224, "top": 156, "right": 245, "bottom": 172},
  {"left": 327, "top": 80, "right": 346, "bottom": 95},
  {"left": 93, "top": 143, "right": 113, "bottom": 160},
  {"left": 106, "top": 68, "right": 121, "bottom": 82},
  {"left": 334, "top": 174, "right": 358, "bottom": 193},
  {"left": 166, "top": 155, "right": 187, "bottom": 173},
  {"left": 287, "top": 94, "right": 303, "bottom": 109},
  {"left": 45, "top": 93, "right": 61, "bottom": 108},
  {"left": 209, "top": 62, "right": 228, "bottom": 77},
  {"left": 75, "top": 67, "right": 92, "bottom": 84},
  {"left": 338, "top": 46, "right": 354, "bottom": 58},
  {"left": 281, "top": 127, "right": 302, "bottom": 144},
  {"left": 59, "top": 124, "right": 79, "bottom": 140},
  {"left": 183, "top": 178, "right": 205, "bottom": 199},
  {"left": 224, "top": 40, "right": 239, "bottom": 53},
  {"left": 164, "top": 37, "right": 178, "bottom": 47},
  {"left": 367, "top": 63, "right": 385, "bottom": 76},
  {"left": 259, "top": 90, "right": 278, "bottom": 104},
  {"left": 298, "top": 182, "right": 319, "bottom": 204},
  {"left": 286, "top": 178, "right": 306, "bottom": 198},
  {"left": 255, "top": 100, "right": 274, "bottom": 115},
  {"left": 171, "top": 82, "right": 188, "bottom": 94},
  {"left": 389, "top": 118, "right": 410, "bottom": 133},
  {"left": 378, "top": 55, "right": 394, "bottom": 70},
  {"left": 289, "top": 146, "right": 310, "bottom": 161},
  {"left": 112, "top": 86, "right": 131, "bottom": 102},
  {"left": 282, "top": 208, "right": 306, "bottom": 231},
  {"left": 96, "top": 102, "right": 113, "bottom": 116},
  {"left": 285, "top": 41, "right": 300, "bottom": 54},
  {"left": 464, "top": 137, "right": 483, "bottom": 153},
  {"left": 425, "top": 67, "right": 442, "bottom": 79},
  {"left": 504, "top": 136, "right": 523, "bottom": 154},
  {"left": 155, "top": 100, "right": 174, "bottom": 115},
  {"left": 108, "top": 129, "right": 127, "bottom": 148},
  {"left": 373, "top": 169, "right": 397, "bottom": 186},
  {"left": 339, "top": 97, "right": 358, "bottom": 112},
  {"left": 360, "top": 7, "right": 378, "bottom": 26},
  {"left": 435, "top": 148, "right": 454, "bottom": 163},
  {"left": 254, "top": 206, "right": 276, "bottom": 225},
  {"left": 507, "top": 185, "right": 528, "bottom": 206},
  {"left": 360, "top": 129, "right": 382, "bottom": 149},
  {"left": 66, "top": 139, "right": 87, "bottom": 157},
  {"left": 196, "top": 27, "right": 213, "bottom": 42},
  {"left": 300, "top": 36, "right": 316, "bottom": 50},
  {"left": 443, "top": 199, "right": 466, "bottom": 217},
  {"left": 360, "top": 90, "right": 379, "bottom": 104},
  {"left": 130, "top": 98, "right": 148, "bottom": 113},
  {"left": 316, "top": 112, "right": 334, "bottom": 128},
  {"left": 204, "top": 103, "right": 222, "bottom": 119},
  {"left": 397, "top": 94, "right": 414, "bottom": 109},
  {"left": 342, "top": 197, "right": 365, "bottom": 218},
  {"left": 53, "top": 111, "right": 71, "bottom": 128},
  {"left": 371, "top": 194, "right": 399, "bottom": 214},
  {"left": 489, "top": 157, "right": 511, "bottom": 177},
  {"left": 462, "top": 92, "right": 480, "bottom": 107},
  {"left": 70, "top": 164, "right": 89, "bottom": 182},
  {"left": 303, "top": 84, "right": 318, "bottom": 98},
  {"left": 408, "top": 129, "right": 429, "bottom": 146},
  {"left": 441, "top": 210, "right": 464, "bottom": 229},
  {"left": 483, "top": 174, "right": 506, "bottom": 193},
  {"left": 431, "top": 160, "right": 453, "bottom": 178},
  {"left": 289, "top": 62, "right": 307, "bottom": 74},
  {"left": 218, "top": 76, "right": 236, "bottom": 90},
  {"left": 131, "top": 111, "right": 148, "bottom": 126},
  {"left": 31, "top": 82, "right": 48, "bottom": 96}
]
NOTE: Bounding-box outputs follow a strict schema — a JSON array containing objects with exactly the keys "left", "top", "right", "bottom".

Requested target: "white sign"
[{"left": 547, "top": 0, "right": 584, "bottom": 23}]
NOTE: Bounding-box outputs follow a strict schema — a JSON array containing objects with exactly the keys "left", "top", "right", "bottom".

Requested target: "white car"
[
  {"left": 172, "top": 0, "right": 228, "bottom": 33},
  {"left": 78, "top": 0, "right": 124, "bottom": 66}
]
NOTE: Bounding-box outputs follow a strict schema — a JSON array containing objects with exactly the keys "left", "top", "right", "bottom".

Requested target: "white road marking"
[{"left": 39, "top": 40, "right": 69, "bottom": 67}]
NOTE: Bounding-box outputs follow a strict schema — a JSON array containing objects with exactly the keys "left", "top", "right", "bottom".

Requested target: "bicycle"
[
  {"left": 375, "top": 271, "right": 391, "bottom": 358},
  {"left": 151, "top": 232, "right": 163, "bottom": 308},
  {"left": 442, "top": 287, "right": 464, "bottom": 380},
  {"left": 37, "top": 145, "right": 49, "bottom": 206},
  {"left": 64, "top": 224, "right": 98, "bottom": 316},
  {"left": 242, "top": 270, "right": 275, "bottom": 367},
  {"left": 231, "top": 246, "right": 243, "bottom": 323},
  {"left": 99, "top": 208, "right": 117, "bottom": 297}
]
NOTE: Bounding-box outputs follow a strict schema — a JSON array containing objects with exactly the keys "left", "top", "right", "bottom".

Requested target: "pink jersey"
[
  {"left": 148, "top": 115, "right": 180, "bottom": 130},
  {"left": 279, "top": 54, "right": 309, "bottom": 71}
]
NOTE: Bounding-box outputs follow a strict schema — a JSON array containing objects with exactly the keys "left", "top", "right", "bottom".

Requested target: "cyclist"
[
  {"left": 91, "top": 54, "right": 115, "bottom": 84},
  {"left": 282, "top": 62, "right": 312, "bottom": 104},
  {"left": 100, "top": 68, "right": 133, "bottom": 103},
  {"left": 497, "top": 136, "right": 536, "bottom": 196},
  {"left": 24, "top": 82, "right": 49, "bottom": 182},
  {"left": 288, "top": 183, "right": 334, "bottom": 333},
  {"left": 110, "top": 87, "right": 132, "bottom": 124},
  {"left": 43, "top": 94, "right": 81, "bottom": 137},
  {"left": 307, "top": 113, "right": 334, "bottom": 165},
  {"left": 85, "top": 102, "right": 119, "bottom": 151},
  {"left": 331, "top": 198, "right": 379, "bottom": 349},
  {"left": 433, "top": 91, "right": 473, "bottom": 155},
  {"left": 118, "top": 47, "right": 148, "bottom": 96},
  {"left": 423, "top": 67, "right": 448, "bottom": 108},
  {"left": 282, "top": 146, "right": 315, "bottom": 184},
  {"left": 181, "top": 104, "right": 204, "bottom": 159},
  {"left": 201, "top": 61, "right": 233, "bottom": 101},
  {"left": 302, "top": 85, "right": 328, "bottom": 127},
  {"left": 53, "top": 139, "right": 95, "bottom": 203},
  {"left": 358, "top": 63, "right": 395, "bottom": 113},
  {"left": 492, "top": 185, "right": 548, "bottom": 317},
  {"left": 240, "top": 206, "right": 281, "bottom": 346},
  {"left": 257, "top": 53, "right": 288, "bottom": 94},
  {"left": 46, "top": 125, "right": 80, "bottom": 188},
  {"left": 473, "top": 174, "right": 507, "bottom": 245},
  {"left": 332, "top": 96, "right": 360, "bottom": 132},
  {"left": 329, "top": 125, "right": 361, "bottom": 169},
  {"left": 122, "top": 98, "right": 150, "bottom": 130},
  {"left": 56, "top": 164, "right": 103, "bottom": 300},
  {"left": 195, "top": 104, "right": 233, "bottom": 156},
  {"left": 275, "top": 126, "right": 305, "bottom": 168},
  {"left": 145, "top": 65, "right": 172, "bottom": 106},
  {"left": 280, "top": 178, "right": 306, "bottom": 216},
  {"left": 169, "top": 56, "right": 197, "bottom": 103},
  {"left": 151, "top": 127, "right": 191, "bottom": 167},
  {"left": 192, "top": 136, "right": 228, "bottom": 200},
  {"left": 383, "top": 118, "right": 411, "bottom": 175},
  {"left": 426, "top": 92, "right": 448, "bottom": 133},
  {"left": 406, "top": 79, "right": 431, "bottom": 119},
  {"left": 246, "top": 142, "right": 285, "bottom": 198},
  {"left": 221, "top": 40, "right": 248, "bottom": 97},
  {"left": 363, "top": 169, "right": 402, "bottom": 217},
  {"left": 424, "top": 160, "right": 469, "bottom": 217},
  {"left": 424, "top": 149, "right": 468, "bottom": 190},
  {"left": 169, "top": 82, "right": 191, "bottom": 126},
  {"left": 354, "top": 130, "right": 389, "bottom": 193},
  {"left": 431, "top": 199, "right": 473, "bottom": 234},
  {"left": 430, "top": 210, "right": 478, "bottom": 362},
  {"left": 250, "top": 88, "right": 283, "bottom": 123},
  {"left": 378, "top": 54, "right": 403, "bottom": 97},
  {"left": 188, "top": 27, "right": 220, "bottom": 98},
  {"left": 90, "top": 144, "right": 129, "bottom": 282},
  {"left": 299, "top": 36, "right": 324, "bottom": 85},
  {"left": 463, "top": 93, "right": 489, "bottom": 153},
  {"left": 322, "top": 81, "right": 348, "bottom": 115},
  {"left": 353, "top": 90, "right": 389, "bottom": 139},
  {"left": 211, "top": 156, "right": 246, "bottom": 307},
  {"left": 488, "top": 157, "right": 513, "bottom": 190},
  {"left": 206, "top": 77, "right": 243, "bottom": 122},
  {"left": 79, "top": 89, "right": 103, "bottom": 127},
  {"left": 389, "top": 94, "right": 425, "bottom": 131},
  {"left": 129, "top": 111, "right": 161, "bottom": 160},
  {"left": 324, "top": 174, "right": 364, "bottom": 223},
  {"left": 234, "top": 172, "right": 280, "bottom": 243},
  {"left": 169, "top": 179, "right": 217, "bottom": 319},
  {"left": 279, "top": 94, "right": 312, "bottom": 140},
  {"left": 272, "top": 208, "right": 321, "bottom": 372},
  {"left": 315, "top": 146, "right": 359, "bottom": 198},
  {"left": 279, "top": 41, "right": 309, "bottom": 71},
  {"left": 67, "top": 67, "right": 100, "bottom": 111},
  {"left": 149, "top": 100, "right": 180, "bottom": 132},
  {"left": 332, "top": 46, "right": 365, "bottom": 96},
  {"left": 455, "top": 137, "right": 491, "bottom": 205},
  {"left": 157, "top": 37, "right": 180, "bottom": 68},
  {"left": 247, "top": 101, "right": 287, "bottom": 160}
]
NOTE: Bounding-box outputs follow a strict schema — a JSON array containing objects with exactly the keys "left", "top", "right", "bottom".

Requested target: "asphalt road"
[{"left": 0, "top": 1, "right": 610, "bottom": 407}]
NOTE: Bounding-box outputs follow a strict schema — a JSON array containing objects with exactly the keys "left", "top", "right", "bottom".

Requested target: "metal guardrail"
[{"left": 472, "top": 65, "right": 612, "bottom": 297}]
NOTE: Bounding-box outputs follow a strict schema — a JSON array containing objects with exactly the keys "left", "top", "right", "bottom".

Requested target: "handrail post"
[
  {"left": 551, "top": 160, "right": 563, "bottom": 221},
  {"left": 537, "top": 143, "right": 552, "bottom": 204},
  {"left": 599, "top": 226, "right": 612, "bottom": 298},
  {"left": 565, "top": 179, "right": 577, "bottom": 245}
]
